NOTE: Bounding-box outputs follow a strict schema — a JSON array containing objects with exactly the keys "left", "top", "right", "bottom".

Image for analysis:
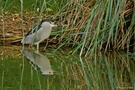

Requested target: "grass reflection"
[
  {"left": 80, "top": 51, "right": 135, "bottom": 89},
  {"left": 0, "top": 47, "right": 134, "bottom": 89}
]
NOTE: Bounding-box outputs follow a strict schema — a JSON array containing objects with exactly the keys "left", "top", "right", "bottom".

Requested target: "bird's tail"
[
  {"left": 21, "top": 37, "right": 25, "bottom": 44},
  {"left": 21, "top": 36, "right": 33, "bottom": 44},
  {"left": 21, "top": 38, "right": 25, "bottom": 44}
]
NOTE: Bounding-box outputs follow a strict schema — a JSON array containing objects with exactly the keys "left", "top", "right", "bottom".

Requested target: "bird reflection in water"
[{"left": 21, "top": 49, "right": 53, "bottom": 76}]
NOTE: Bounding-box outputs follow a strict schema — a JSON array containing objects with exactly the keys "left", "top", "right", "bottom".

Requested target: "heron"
[{"left": 21, "top": 19, "right": 57, "bottom": 50}]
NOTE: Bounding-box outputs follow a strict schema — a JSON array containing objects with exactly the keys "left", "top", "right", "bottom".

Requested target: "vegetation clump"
[{"left": 0, "top": 0, "right": 134, "bottom": 56}]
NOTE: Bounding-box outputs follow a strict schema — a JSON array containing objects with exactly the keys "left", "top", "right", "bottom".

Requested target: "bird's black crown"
[{"left": 41, "top": 19, "right": 54, "bottom": 23}]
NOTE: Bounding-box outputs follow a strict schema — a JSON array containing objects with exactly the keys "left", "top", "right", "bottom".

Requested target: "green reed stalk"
[
  {"left": 20, "top": 1, "right": 25, "bottom": 90},
  {"left": 79, "top": 4, "right": 99, "bottom": 56},
  {"left": 1, "top": 0, "right": 8, "bottom": 46}
]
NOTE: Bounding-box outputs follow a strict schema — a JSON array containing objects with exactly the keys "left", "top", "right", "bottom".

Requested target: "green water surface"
[{"left": 0, "top": 46, "right": 135, "bottom": 90}]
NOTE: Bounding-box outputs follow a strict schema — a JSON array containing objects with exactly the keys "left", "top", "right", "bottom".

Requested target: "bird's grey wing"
[{"left": 25, "top": 23, "right": 42, "bottom": 36}]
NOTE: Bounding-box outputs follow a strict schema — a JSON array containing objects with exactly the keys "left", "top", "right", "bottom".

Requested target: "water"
[{"left": 0, "top": 46, "right": 135, "bottom": 90}]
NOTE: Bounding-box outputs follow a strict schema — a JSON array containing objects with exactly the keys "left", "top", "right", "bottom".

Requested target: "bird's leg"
[
  {"left": 31, "top": 44, "right": 35, "bottom": 50},
  {"left": 28, "top": 44, "right": 34, "bottom": 50},
  {"left": 37, "top": 44, "right": 39, "bottom": 50},
  {"left": 44, "top": 39, "right": 48, "bottom": 50},
  {"left": 28, "top": 44, "right": 32, "bottom": 49}
]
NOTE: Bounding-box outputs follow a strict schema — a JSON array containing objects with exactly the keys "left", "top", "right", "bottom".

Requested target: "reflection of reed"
[
  {"left": 22, "top": 49, "right": 53, "bottom": 75},
  {"left": 81, "top": 51, "right": 135, "bottom": 89},
  {"left": 20, "top": 48, "right": 135, "bottom": 89},
  {"left": 54, "top": 51, "right": 135, "bottom": 89}
]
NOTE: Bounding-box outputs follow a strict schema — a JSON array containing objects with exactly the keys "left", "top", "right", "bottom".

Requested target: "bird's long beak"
[
  {"left": 51, "top": 24, "right": 57, "bottom": 27},
  {"left": 50, "top": 22, "right": 57, "bottom": 27}
]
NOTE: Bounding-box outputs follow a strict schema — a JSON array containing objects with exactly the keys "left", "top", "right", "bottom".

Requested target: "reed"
[
  {"left": 53, "top": 0, "right": 135, "bottom": 56},
  {"left": 0, "top": 0, "right": 134, "bottom": 56}
]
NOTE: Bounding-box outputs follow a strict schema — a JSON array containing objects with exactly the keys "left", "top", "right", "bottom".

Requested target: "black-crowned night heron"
[{"left": 21, "top": 19, "right": 57, "bottom": 49}]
